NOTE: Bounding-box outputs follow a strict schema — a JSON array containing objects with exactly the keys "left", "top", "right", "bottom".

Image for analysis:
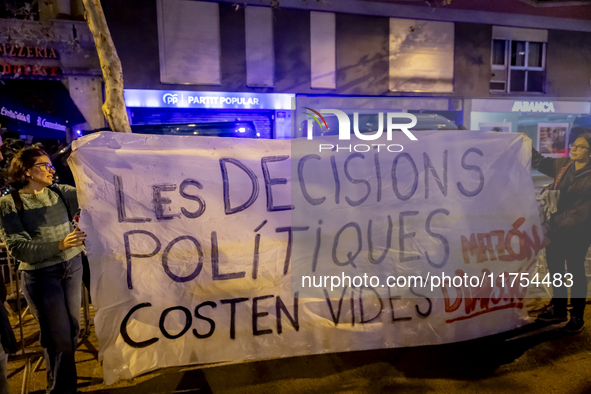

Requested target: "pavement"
[{"left": 4, "top": 297, "right": 591, "bottom": 394}]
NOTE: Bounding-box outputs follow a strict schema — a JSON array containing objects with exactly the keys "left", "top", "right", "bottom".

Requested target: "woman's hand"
[{"left": 59, "top": 228, "right": 87, "bottom": 250}]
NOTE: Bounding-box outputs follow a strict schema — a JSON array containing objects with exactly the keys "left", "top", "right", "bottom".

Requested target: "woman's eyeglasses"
[
  {"left": 33, "top": 163, "right": 56, "bottom": 171},
  {"left": 569, "top": 144, "right": 590, "bottom": 152}
]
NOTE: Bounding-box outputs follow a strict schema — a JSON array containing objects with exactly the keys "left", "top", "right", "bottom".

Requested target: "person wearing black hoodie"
[{"left": 533, "top": 133, "right": 591, "bottom": 333}]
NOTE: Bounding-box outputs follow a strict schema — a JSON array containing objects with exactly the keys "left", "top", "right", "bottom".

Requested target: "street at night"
[{"left": 2, "top": 0, "right": 591, "bottom": 393}]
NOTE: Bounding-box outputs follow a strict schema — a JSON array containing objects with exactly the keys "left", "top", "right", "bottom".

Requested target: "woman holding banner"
[
  {"left": 533, "top": 134, "right": 591, "bottom": 333},
  {"left": 0, "top": 147, "right": 86, "bottom": 394}
]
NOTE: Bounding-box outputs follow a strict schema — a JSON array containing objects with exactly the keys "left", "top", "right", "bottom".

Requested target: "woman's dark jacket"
[{"left": 533, "top": 148, "right": 591, "bottom": 239}]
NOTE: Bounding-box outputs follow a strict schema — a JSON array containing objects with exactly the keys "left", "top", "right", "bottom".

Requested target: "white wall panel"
[
  {"left": 157, "top": 0, "right": 221, "bottom": 85},
  {"left": 310, "top": 11, "right": 336, "bottom": 89},
  {"left": 245, "top": 6, "right": 274, "bottom": 87}
]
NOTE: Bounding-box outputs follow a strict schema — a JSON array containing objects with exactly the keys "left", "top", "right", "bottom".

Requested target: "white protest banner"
[{"left": 69, "top": 131, "right": 541, "bottom": 384}]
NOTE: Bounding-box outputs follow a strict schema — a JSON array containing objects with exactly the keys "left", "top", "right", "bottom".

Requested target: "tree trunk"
[{"left": 81, "top": 0, "right": 131, "bottom": 133}]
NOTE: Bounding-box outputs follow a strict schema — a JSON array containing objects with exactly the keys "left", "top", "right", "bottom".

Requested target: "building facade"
[
  {"left": 0, "top": 0, "right": 103, "bottom": 144},
  {"left": 102, "top": 0, "right": 591, "bottom": 149}
]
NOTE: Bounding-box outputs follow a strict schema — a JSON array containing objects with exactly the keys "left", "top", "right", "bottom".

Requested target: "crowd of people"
[{"left": 0, "top": 132, "right": 590, "bottom": 393}]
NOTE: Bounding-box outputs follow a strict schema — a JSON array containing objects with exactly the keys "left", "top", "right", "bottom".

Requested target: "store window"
[{"left": 491, "top": 27, "right": 547, "bottom": 94}]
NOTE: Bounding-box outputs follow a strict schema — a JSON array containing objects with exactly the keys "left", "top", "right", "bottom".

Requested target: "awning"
[{"left": 0, "top": 79, "right": 87, "bottom": 137}]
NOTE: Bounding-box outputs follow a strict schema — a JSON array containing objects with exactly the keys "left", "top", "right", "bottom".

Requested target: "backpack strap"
[
  {"left": 11, "top": 185, "right": 72, "bottom": 223},
  {"left": 48, "top": 184, "right": 73, "bottom": 222},
  {"left": 552, "top": 161, "right": 573, "bottom": 190},
  {"left": 10, "top": 191, "right": 23, "bottom": 222}
]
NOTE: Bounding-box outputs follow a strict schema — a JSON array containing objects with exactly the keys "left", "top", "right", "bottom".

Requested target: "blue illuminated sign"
[
  {"left": 124, "top": 89, "right": 294, "bottom": 110},
  {"left": 0, "top": 101, "right": 66, "bottom": 131}
]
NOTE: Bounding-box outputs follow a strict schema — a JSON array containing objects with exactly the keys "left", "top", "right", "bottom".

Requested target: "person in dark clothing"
[{"left": 533, "top": 134, "right": 591, "bottom": 333}]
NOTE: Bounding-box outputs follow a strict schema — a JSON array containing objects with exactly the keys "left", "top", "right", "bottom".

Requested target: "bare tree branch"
[{"left": 81, "top": 0, "right": 130, "bottom": 133}]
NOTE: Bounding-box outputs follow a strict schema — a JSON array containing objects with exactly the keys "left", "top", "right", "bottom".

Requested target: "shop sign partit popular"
[
  {"left": 123, "top": 89, "right": 294, "bottom": 111},
  {"left": 69, "top": 131, "right": 541, "bottom": 384}
]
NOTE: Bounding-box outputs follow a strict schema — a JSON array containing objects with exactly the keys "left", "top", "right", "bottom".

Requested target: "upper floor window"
[{"left": 491, "top": 27, "right": 547, "bottom": 94}]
